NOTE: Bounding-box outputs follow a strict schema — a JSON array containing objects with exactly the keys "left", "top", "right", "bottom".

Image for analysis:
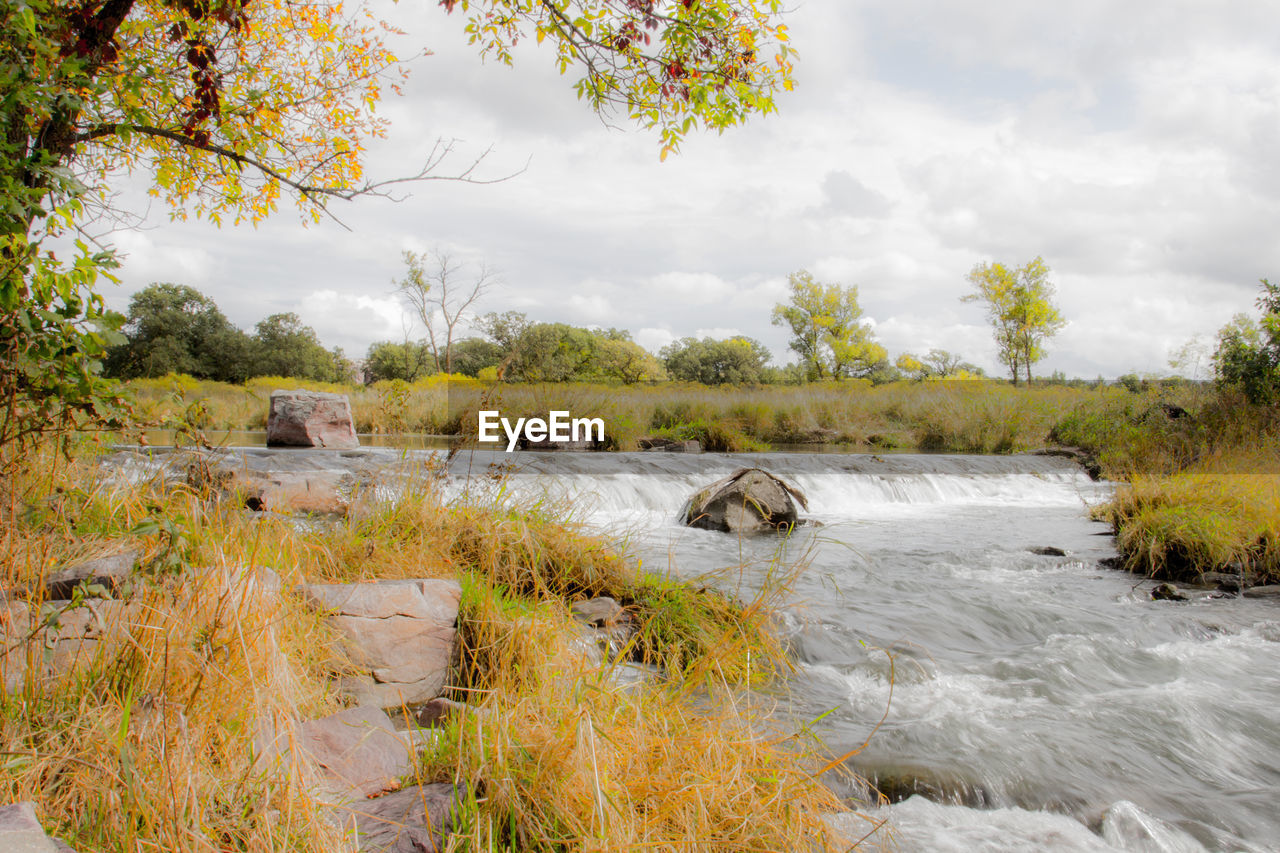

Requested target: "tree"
[
  {"left": 1213, "top": 279, "right": 1280, "bottom": 403},
  {"left": 104, "top": 283, "right": 255, "bottom": 381},
  {"left": 771, "top": 270, "right": 885, "bottom": 380},
  {"left": 661, "top": 336, "right": 772, "bottom": 385},
  {"left": 252, "top": 313, "right": 349, "bottom": 383},
  {"left": 962, "top": 257, "right": 1065, "bottom": 386},
  {"left": 897, "top": 348, "right": 985, "bottom": 380},
  {"left": 596, "top": 336, "right": 666, "bottom": 384},
  {"left": 2, "top": 0, "right": 795, "bottom": 464},
  {"left": 395, "top": 249, "right": 496, "bottom": 375},
  {"left": 448, "top": 337, "right": 504, "bottom": 379},
  {"left": 364, "top": 340, "right": 433, "bottom": 384}
]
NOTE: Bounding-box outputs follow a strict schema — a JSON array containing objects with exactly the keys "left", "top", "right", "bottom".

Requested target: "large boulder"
[
  {"left": 266, "top": 390, "right": 359, "bottom": 449},
  {"left": 683, "top": 468, "right": 808, "bottom": 533},
  {"left": 303, "top": 579, "right": 461, "bottom": 709}
]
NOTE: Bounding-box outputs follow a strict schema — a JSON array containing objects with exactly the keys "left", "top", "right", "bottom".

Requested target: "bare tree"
[{"left": 394, "top": 250, "right": 497, "bottom": 375}]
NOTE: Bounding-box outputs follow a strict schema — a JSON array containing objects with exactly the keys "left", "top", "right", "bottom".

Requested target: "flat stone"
[
  {"left": 303, "top": 580, "right": 461, "bottom": 709},
  {"left": 414, "top": 697, "right": 471, "bottom": 729},
  {"left": 1243, "top": 585, "right": 1280, "bottom": 599},
  {"left": 2, "top": 601, "right": 132, "bottom": 693},
  {"left": 38, "top": 548, "right": 140, "bottom": 600},
  {"left": 348, "top": 783, "right": 456, "bottom": 853},
  {"left": 570, "top": 597, "right": 623, "bottom": 628},
  {"left": 267, "top": 390, "right": 360, "bottom": 450},
  {"left": 0, "top": 801, "right": 59, "bottom": 852},
  {"left": 240, "top": 471, "right": 350, "bottom": 516},
  {"left": 259, "top": 707, "right": 416, "bottom": 802}
]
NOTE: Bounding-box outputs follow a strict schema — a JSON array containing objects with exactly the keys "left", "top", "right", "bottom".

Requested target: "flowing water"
[
  {"left": 106, "top": 444, "right": 1280, "bottom": 850},
  {"left": 445, "top": 449, "right": 1280, "bottom": 852}
]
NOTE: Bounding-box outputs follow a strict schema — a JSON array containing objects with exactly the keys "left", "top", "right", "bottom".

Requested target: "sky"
[{"left": 99, "top": 0, "right": 1280, "bottom": 379}]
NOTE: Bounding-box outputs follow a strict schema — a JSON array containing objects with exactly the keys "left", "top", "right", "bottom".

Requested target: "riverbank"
[
  {"left": 123, "top": 373, "right": 1120, "bottom": 453},
  {"left": 0, "top": 445, "right": 861, "bottom": 851},
  {"left": 1051, "top": 390, "right": 1280, "bottom": 586},
  {"left": 121, "top": 373, "right": 1279, "bottom": 587}
]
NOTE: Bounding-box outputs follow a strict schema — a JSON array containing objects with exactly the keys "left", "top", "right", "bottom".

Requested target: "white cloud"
[
  {"left": 90, "top": 1, "right": 1280, "bottom": 378},
  {"left": 635, "top": 327, "right": 675, "bottom": 354}
]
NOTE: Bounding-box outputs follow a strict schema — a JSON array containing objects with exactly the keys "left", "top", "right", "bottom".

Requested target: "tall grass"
[
  {"left": 1054, "top": 387, "right": 1280, "bottom": 584},
  {"left": 1, "top": 446, "right": 870, "bottom": 850},
  {"left": 124, "top": 375, "right": 1115, "bottom": 453}
]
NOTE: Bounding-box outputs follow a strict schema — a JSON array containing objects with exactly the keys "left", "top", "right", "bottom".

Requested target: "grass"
[
  {"left": 1093, "top": 448, "right": 1280, "bottom": 585},
  {"left": 0, "top": 442, "right": 871, "bottom": 851},
  {"left": 1052, "top": 386, "right": 1280, "bottom": 584},
  {"left": 123, "top": 373, "right": 1119, "bottom": 454}
]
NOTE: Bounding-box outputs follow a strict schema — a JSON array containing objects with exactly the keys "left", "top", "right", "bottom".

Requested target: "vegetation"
[
  {"left": 660, "top": 336, "right": 773, "bottom": 385},
  {"left": 1051, "top": 383, "right": 1280, "bottom": 585},
  {"left": 962, "top": 257, "right": 1066, "bottom": 386},
  {"left": 0, "top": 441, "right": 858, "bottom": 851},
  {"left": 104, "top": 284, "right": 350, "bottom": 384},
  {"left": 1213, "top": 279, "right": 1280, "bottom": 405},
  {"left": 771, "top": 270, "right": 888, "bottom": 380}
]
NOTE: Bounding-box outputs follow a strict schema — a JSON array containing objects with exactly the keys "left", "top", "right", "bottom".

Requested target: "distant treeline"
[{"left": 106, "top": 283, "right": 989, "bottom": 386}]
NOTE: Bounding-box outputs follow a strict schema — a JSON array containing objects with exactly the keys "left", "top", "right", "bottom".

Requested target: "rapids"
[{"left": 452, "top": 449, "right": 1280, "bottom": 852}]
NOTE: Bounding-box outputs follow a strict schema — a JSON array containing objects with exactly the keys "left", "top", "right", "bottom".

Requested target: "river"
[
  {"left": 107, "top": 443, "right": 1280, "bottom": 851},
  {"left": 450, "top": 449, "right": 1280, "bottom": 853}
]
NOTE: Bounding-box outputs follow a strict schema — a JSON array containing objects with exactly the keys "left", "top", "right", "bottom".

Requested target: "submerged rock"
[
  {"left": 266, "top": 390, "right": 359, "bottom": 449},
  {"left": 1029, "top": 546, "right": 1068, "bottom": 557},
  {"left": 683, "top": 468, "right": 808, "bottom": 533}
]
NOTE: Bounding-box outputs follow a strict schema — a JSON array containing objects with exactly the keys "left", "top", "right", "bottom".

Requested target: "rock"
[
  {"left": 293, "top": 707, "right": 416, "bottom": 801},
  {"left": 303, "top": 580, "right": 461, "bottom": 708},
  {"left": 516, "top": 437, "right": 601, "bottom": 452},
  {"left": 683, "top": 468, "right": 808, "bottom": 533},
  {"left": 1243, "top": 585, "right": 1280, "bottom": 599},
  {"left": 1151, "top": 583, "right": 1188, "bottom": 602},
  {"left": 1197, "top": 571, "right": 1243, "bottom": 592},
  {"left": 36, "top": 548, "right": 140, "bottom": 601},
  {"left": 266, "top": 390, "right": 360, "bottom": 449},
  {"left": 1029, "top": 546, "right": 1067, "bottom": 557},
  {"left": 569, "top": 597, "right": 623, "bottom": 628},
  {"left": 638, "top": 437, "right": 701, "bottom": 453},
  {"left": 0, "top": 801, "right": 63, "bottom": 852},
  {"left": 1033, "top": 446, "right": 1103, "bottom": 480},
  {"left": 238, "top": 471, "right": 350, "bottom": 516},
  {"left": 414, "top": 697, "right": 471, "bottom": 729},
  {"left": 2, "top": 600, "right": 132, "bottom": 693},
  {"left": 345, "top": 783, "right": 456, "bottom": 853},
  {"left": 569, "top": 598, "right": 639, "bottom": 657}
]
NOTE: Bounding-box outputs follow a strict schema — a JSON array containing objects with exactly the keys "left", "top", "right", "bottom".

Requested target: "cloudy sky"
[{"left": 102, "top": 1, "right": 1280, "bottom": 379}]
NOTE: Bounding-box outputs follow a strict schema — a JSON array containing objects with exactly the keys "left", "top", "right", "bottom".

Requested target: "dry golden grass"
[
  {"left": 425, "top": 588, "right": 863, "bottom": 852},
  {"left": 0, "top": 446, "right": 873, "bottom": 851},
  {"left": 1098, "top": 447, "right": 1280, "bottom": 584}
]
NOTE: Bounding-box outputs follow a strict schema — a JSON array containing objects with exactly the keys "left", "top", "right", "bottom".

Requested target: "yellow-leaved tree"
[{"left": 0, "top": 0, "right": 796, "bottom": 467}]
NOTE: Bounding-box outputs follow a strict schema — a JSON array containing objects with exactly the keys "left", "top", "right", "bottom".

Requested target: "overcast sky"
[{"left": 101, "top": 1, "right": 1280, "bottom": 379}]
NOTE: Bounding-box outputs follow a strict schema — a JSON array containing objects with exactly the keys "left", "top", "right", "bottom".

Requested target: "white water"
[
  {"left": 106, "top": 446, "right": 1280, "bottom": 850},
  {"left": 448, "top": 450, "right": 1280, "bottom": 852}
]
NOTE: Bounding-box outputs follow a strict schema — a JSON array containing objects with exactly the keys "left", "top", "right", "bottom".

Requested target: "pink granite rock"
[
  {"left": 266, "top": 390, "right": 359, "bottom": 449},
  {"left": 303, "top": 579, "right": 461, "bottom": 708}
]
